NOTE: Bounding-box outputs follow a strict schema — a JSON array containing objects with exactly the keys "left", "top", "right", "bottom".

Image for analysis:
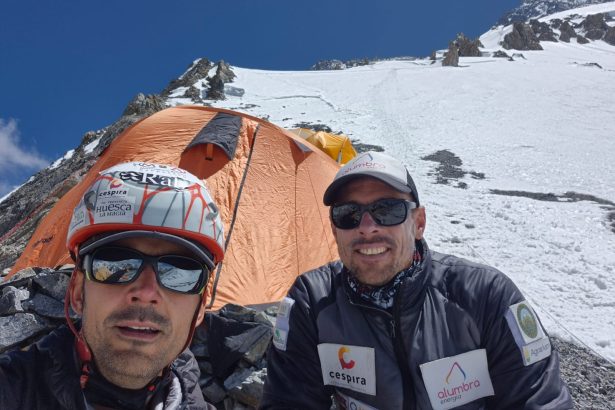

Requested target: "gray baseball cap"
[{"left": 323, "top": 151, "right": 420, "bottom": 206}]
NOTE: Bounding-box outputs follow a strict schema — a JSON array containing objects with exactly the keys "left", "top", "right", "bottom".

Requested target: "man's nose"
[
  {"left": 358, "top": 211, "right": 379, "bottom": 234},
  {"left": 127, "top": 264, "right": 162, "bottom": 304}
]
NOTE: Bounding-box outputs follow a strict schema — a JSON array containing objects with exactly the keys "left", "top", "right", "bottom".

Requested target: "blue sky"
[{"left": 0, "top": 0, "right": 518, "bottom": 197}]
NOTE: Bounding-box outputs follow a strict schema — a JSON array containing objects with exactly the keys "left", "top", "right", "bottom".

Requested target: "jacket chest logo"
[
  {"left": 419, "top": 349, "right": 494, "bottom": 409},
  {"left": 317, "top": 343, "right": 376, "bottom": 395}
]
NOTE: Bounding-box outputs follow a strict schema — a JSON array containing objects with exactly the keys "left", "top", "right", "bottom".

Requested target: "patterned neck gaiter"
[{"left": 346, "top": 241, "right": 424, "bottom": 310}]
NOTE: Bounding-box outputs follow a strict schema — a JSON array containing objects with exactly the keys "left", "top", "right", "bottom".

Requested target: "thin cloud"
[{"left": 0, "top": 118, "right": 49, "bottom": 172}]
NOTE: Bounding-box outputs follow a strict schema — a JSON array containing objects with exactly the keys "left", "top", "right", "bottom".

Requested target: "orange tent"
[{"left": 10, "top": 106, "right": 340, "bottom": 309}]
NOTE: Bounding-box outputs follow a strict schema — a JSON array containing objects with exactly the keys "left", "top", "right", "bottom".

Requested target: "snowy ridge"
[{"left": 171, "top": 5, "right": 615, "bottom": 361}]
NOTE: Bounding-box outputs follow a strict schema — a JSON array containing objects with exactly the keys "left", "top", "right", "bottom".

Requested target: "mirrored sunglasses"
[
  {"left": 82, "top": 246, "right": 211, "bottom": 294},
  {"left": 330, "top": 198, "right": 416, "bottom": 230}
]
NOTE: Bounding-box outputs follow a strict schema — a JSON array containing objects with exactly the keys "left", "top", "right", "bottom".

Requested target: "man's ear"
[
  {"left": 413, "top": 207, "right": 427, "bottom": 240},
  {"left": 70, "top": 270, "right": 86, "bottom": 315},
  {"left": 195, "top": 298, "right": 207, "bottom": 327}
]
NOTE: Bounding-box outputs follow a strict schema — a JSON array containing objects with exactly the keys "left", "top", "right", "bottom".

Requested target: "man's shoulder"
[
  {"left": 428, "top": 250, "right": 521, "bottom": 300},
  {"left": 288, "top": 260, "right": 344, "bottom": 303}
]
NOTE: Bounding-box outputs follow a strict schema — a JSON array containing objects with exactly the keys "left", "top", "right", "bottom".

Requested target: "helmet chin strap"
[{"left": 64, "top": 267, "right": 93, "bottom": 389}]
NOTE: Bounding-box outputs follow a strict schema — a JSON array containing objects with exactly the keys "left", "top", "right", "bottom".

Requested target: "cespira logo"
[
  {"left": 110, "top": 178, "right": 123, "bottom": 189},
  {"left": 338, "top": 346, "right": 355, "bottom": 370}
]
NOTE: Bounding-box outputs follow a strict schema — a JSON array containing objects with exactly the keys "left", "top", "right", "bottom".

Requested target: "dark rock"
[
  {"left": 311, "top": 60, "right": 346, "bottom": 70},
  {"left": 559, "top": 21, "right": 577, "bottom": 43},
  {"left": 23, "top": 293, "right": 72, "bottom": 320},
  {"left": 292, "top": 122, "right": 332, "bottom": 133},
  {"left": 205, "top": 61, "right": 235, "bottom": 101},
  {"left": 605, "top": 26, "right": 615, "bottom": 46},
  {"left": 162, "top": 58, "right": 212, "bottom": 96},
  {"left": 492, "top": 50, "right": 510, "bottom": 58},
  {"left": 226, "top": 368, "right": 266, "bottom": 408},
  {"left": 206, "top": 75, "right": 226, "bottom": 100},
  {"left": 121, "top": 93, "right": 166, "bottom": 117},
  {"left": 253, "top": 311, "right": 275, "bottom": 328},
  {"left": 0, "top": 313, "right": 48, "bottom": 353},
  {"left": 243, "top": 326, "right": 272, "bottom": 365},
  {"left": 33, "top": 271, "right": 70, "bottom": 301},
  {"left": 442, "top": 42, "right": 459, "bottom": 67},
  {"left": 502, "top": 23, "right": 543, "bottom": 50},
  {"left": 202, "top": 379, "right": 227, "bottom": 403},
  {"left": 530, "top": 19, "right": 557, "bottom": 42},
  {"left": 586, "top": 29, "right": 606, "bottom": 40},
  {"left": 198, "top": 359, "right": 214, "bottom": 375},
  {"left": 0, "top": 267, "right": 38, "bottom": 290},
  {"left": 577, "top": 35, "right": 590, "bottom": 44},
  {"left": 454, "top": 33, "right": 483, "bottom": 57},
  {"left": 550, "top": 19, "right": 563, "bottom": 29},
  {"left": 215, "top": 60, "right": 236, "bottom": 84},
  {"left": 538, "top": 31, "right": 558, "bottom": 42},
  {"left": 584, "top": 13, "right": 609, "bottom": 32},
  {"left": 219, "top": 304, "right": 256, "bottom": 323},
  {"left": 429, "top": 50, "right": 437, "bottom": 61},
  {"left": 225, "top": 86, "right": 245, "bottom": 97},
  {"left": 0, "top": 286, "right": 30, "bottom": 315},
  {"left": 183, "top": 85, "right": 202, "bottom": 102}
]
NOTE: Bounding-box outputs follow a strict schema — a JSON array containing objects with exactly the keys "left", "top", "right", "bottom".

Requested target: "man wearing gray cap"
[{"left": 261, "top": 152, "right": 572, "bottom": 409}]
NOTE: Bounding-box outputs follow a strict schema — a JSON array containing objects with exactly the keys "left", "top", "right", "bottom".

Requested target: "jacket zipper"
[
  {"left": 392, "top": 292, "right": 415, "bottom": 410},
  {"left": 346, "top": 294, "right": 415, "bottom": 409}
]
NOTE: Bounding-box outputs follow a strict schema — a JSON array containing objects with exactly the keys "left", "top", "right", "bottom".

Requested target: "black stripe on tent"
[
  {"left": 185, "top": 112, "right": 242, "bottom": 160},
  {"left": 206, "top": 124, "right": 260, "bottom": 309}
]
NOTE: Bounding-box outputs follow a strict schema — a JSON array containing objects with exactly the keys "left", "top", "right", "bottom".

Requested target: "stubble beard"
[
  {"left": 347, "top": 236, "right": 416, "bottom": 286},
  {"left": 82, "top": 300, "right": 175, "bottom": 389}
]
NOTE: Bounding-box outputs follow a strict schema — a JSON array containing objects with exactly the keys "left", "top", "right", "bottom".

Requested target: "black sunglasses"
[
  {"left": 82, "top": 246, "right": 211, "bottom": 294},
  {"left": 330, "top": 198, "right": 417, "bottom": 230}
]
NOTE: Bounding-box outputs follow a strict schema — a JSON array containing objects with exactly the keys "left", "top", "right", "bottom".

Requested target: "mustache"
[
  {"left": 351, "top": 236, "right": 395, "bottom": 248},
  {"left": 104, "top": 305, "right": 170, "bottom": 330}
]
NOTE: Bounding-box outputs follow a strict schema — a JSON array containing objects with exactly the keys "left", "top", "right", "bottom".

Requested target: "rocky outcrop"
[
  {"left": 530, "top": 19, "right": 558, "bottom": 42},
  {"left": 0, "top": 93, "right": 165, "bottom": 272},
  {"left": 502, "top": 22, "right": 544, "bottom": 50},
  {"left": 577, "top": 35, "right": 590, "bottom": 44},
  {"left": 122, "top": 93, "right": 166, "bottom": 117},
  {"left": 311, "top": 60, "right": 346, "bottom": 70},
  {"left": 206, "top": 61, "right": 236, "bottom": 100},
  {"left": 442, "top": 42, "right": 459, "bottom": 67},
  {"left": 605, "top": 26, "right": 615, "bottom": 45},
  {"left": 310, "top": 58, "right": 371, "bottom": 71},
  {"left": 161, "top": 58, "right": 213, "bottom": 97},
  {"left": 454, "top": 33, "right": 484, "bottom": 57},
  {"left": 497, "top": 0, "right": 611, "bottom": 26},
  {"left": 559, "top": 21, "right": 578, "bottom": 42}
]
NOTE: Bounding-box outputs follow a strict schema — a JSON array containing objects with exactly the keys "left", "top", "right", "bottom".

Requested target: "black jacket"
[
  {"left": 261, "top": 241, "right": 573, "bottom": 409},
  {"left": 0, "top": 325, "right": 213, "bottom": 409}
]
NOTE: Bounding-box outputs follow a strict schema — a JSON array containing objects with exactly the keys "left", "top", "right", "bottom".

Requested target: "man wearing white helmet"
[
  {"left": 261, "top": 152, "right": 572, "bottom": 409},
  {"left": 0, "top": 162, "right": 225, "bottom": 409}
]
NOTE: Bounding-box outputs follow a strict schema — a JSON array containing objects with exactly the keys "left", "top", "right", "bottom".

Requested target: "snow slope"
[{"left": 170, "top": 3, "right": 615, "bottom": 361}]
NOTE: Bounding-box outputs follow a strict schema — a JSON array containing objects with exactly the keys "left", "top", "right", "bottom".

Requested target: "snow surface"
[
  {"left": 48, "top": 149, "right": 75, "bottom": 170},
  {"left": 83, "top": 136, "right": 101, "bottom": 154},
  {"left": 170, "top": 4, "right": 615, "bottom": 361}
]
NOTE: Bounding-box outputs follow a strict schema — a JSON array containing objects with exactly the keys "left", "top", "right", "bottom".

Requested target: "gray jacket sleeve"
[
  {"left": 477, "top": 271, "right": 573, "bottom": 409},
  {"left": 260, "top": 273, "right": 333, "bottom": 410}
]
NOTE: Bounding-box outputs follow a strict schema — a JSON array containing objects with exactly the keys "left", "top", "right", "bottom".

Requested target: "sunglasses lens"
[
  {"left": 331, "top": 203, "right": 363, "bottom": 229},
  {"left": 158, "top": 256, "right": 207, "bottom": 293},
  {"left": 370, "top": 199, "right": 408, "bottom": 226},
  {"left": 91, "top": 248, "right": 142, "bottom": 283},
  {"left": 331, "top": 199, "right": 410, "bottom": 229}
]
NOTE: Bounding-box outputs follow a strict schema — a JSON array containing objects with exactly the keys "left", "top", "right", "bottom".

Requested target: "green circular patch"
[{"left": 516, "top": 304, "right": 538, "bottom": 338}]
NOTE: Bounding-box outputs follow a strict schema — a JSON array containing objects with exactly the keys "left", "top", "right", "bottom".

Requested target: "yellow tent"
[{"left": 290, "top": 128, "right": 357, "bottom": 164}]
